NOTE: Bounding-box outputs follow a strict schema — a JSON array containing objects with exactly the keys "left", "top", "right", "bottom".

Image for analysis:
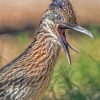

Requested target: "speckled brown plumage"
[{"left": 0, "top": 31, "right": 61, "bottom": 100}]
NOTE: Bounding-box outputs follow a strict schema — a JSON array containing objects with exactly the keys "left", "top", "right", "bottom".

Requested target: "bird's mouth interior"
[
  {"left": 57, "top": 23, "right": 94, "bottom": 65},
  {"left": 58, "top": 27, "right": 76, "bottom": 65}
]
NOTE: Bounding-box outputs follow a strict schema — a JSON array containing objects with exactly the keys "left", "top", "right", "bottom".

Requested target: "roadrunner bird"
[{"left": 0, "top": 0, "right": 93, "bottom": 100}]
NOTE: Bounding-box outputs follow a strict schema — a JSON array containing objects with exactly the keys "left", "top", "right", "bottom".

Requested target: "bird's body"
[
  {"left": 0, "top": 0, "right": 93, "bottom": 100},
  {"left": 0, "top": 19, "right": 61, "bottom": 100}
]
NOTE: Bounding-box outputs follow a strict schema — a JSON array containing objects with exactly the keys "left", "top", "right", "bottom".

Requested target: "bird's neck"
[
  {"left": 37, "top": 17, "right": 59, "bottom": 41},
  {"left": 21, "top": 17, "right": 61, "bottom": 71},
  {"left": 20, "top": 18, "right": 61, "bottom": 93}
]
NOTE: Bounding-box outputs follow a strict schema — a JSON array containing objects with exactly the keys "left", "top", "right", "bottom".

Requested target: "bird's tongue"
[
  {"left": 58, "top": 28, "right": 78, "bottom": 65},
  {"left": 60, "top": 31, "right": 71, "bottom": 65}
]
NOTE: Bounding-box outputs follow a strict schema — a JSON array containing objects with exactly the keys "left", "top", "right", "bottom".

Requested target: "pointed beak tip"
[
  {"left": 68, "top": 59, "right": 71, "bottom": 66},
  {"left": 88, "top": 33, "right": 94, "bottom": 40},
  {"left": 86, "top": 31, "right": 94, "bottom": 40},
  {"left": 91, "top": 35, "right": 94, "bottom": 40}
]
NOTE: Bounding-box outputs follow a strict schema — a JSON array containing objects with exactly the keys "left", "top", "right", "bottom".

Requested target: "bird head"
[{"left": 42, "top": 0, "right": 94, "bottom": 64}]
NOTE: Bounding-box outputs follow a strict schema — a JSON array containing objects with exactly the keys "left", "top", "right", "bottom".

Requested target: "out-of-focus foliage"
[{"left": 42, "top": 25, "right": 100, "bottom": 100}]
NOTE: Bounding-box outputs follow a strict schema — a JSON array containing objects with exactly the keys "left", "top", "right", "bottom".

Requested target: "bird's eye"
[{"left": 56, "top": 15, "right": 64, "bottom": 21}]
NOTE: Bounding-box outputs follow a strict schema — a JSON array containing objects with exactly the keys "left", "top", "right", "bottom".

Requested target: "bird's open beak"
[{"left": 58, "top": 23, "right": 94, "bottom": 65}]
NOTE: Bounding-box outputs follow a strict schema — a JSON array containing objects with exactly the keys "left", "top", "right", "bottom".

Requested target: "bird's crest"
[
  {"left": 51, "top": 0, "right": 77, "bottom": 24},
  {"left": 52, "top": 0, "right": 70, "bottom": 9}
]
